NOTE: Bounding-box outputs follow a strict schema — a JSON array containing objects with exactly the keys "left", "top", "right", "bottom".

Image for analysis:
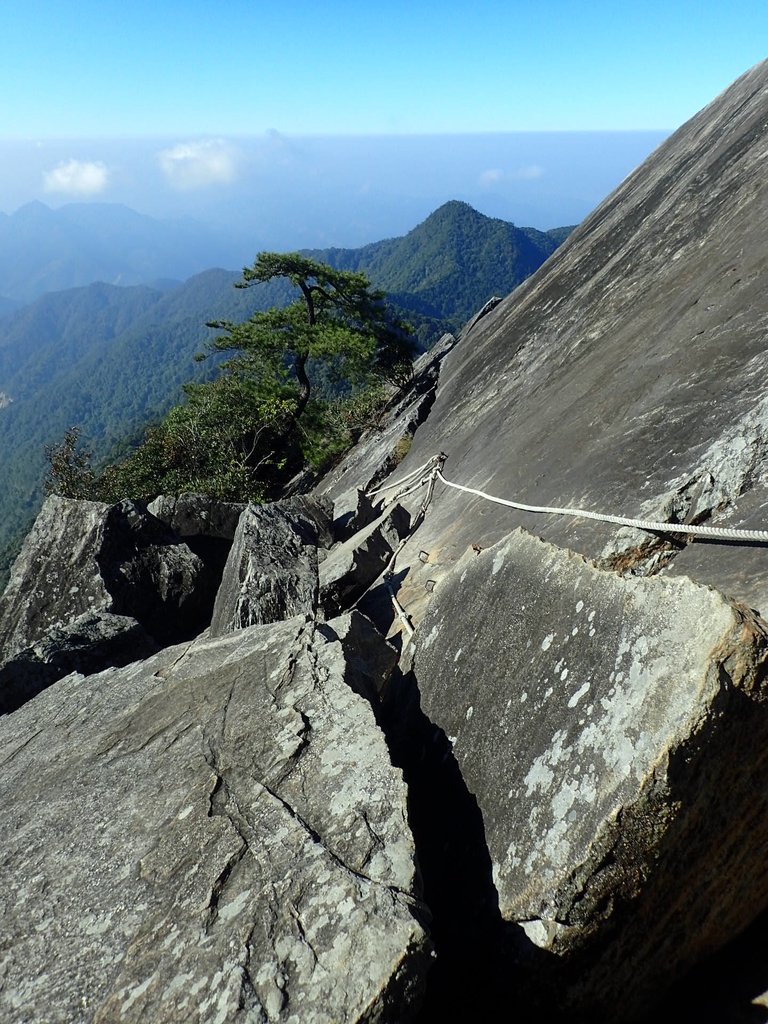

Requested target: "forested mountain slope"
[
  {"left": 0, "top": 201, "right": 570, "bottom": 573},
  {"left": 0, "top": 270, "right": 271, "bottom": 565},
  {"left": 313, "top": 200, "right": 569, "bottom": 339}
]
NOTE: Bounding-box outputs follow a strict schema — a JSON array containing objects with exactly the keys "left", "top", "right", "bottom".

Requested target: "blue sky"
[
  {"left": 0, "top": 2, "right": 765, "bottom": 247},
  {"left": 3, "top": 0, "right": 766, "bottom": 136}
]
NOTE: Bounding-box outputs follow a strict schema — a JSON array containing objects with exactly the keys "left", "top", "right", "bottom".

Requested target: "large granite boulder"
[
  {"left": 412, "top": 528, "right": 768, "bottom": 1019},
  {"left": 147, "top": 493, "right": 246, "bottom": 541},
  {"left": 0, "top": 615, "right": 430, "bottom": 1022},
  {"left": 209, "top": 497, "right": 332, "bottom": 637},
  {"left": 0, "top": 496, "right": 212, "bottom": 660}
]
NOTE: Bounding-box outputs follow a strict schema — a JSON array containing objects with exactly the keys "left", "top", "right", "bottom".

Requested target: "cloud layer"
[
  {"left": 157, "top": 139, "right": 238, "bottom": 189},
  {"left": 479, "top": 164, "right": 545, "bottom": 188},
  {"left": 43, "top": 159, "right": 109, "bottom": 195}
]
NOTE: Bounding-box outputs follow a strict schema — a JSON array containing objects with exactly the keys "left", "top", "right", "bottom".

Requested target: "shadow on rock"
[{"left": 382, "top": 667, "right": 558, "bottom": 1022}]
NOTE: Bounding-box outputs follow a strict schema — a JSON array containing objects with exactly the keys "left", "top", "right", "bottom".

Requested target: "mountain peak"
[{"left": 12, "top": 200, "right": 51, "bottom": 220}]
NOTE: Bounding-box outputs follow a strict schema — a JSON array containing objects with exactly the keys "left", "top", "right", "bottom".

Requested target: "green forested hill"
[
  {"left": 0, "top": 270, "right": 276, "bottom": 565},
  {"left": 311, "top": 201, "right": 571, "bottom": 340},
  {"left": 0, "top": 201, "right": 572, "bottom": 573}
]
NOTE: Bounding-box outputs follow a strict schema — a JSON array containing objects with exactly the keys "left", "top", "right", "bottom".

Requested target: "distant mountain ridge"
[
  {"left": 310, "top": 201, "right": 571, "bottom": 339},
  {"left": 0, "top": 200, "right": 571, "bottom": 574},
  {"left": 0, "top": 201, "right": 238, "bottom": 303}
]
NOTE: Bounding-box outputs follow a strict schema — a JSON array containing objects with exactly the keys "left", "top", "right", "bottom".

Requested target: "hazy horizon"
[{"left": 0, "top": 131, "right": 670, "bottom": 261}]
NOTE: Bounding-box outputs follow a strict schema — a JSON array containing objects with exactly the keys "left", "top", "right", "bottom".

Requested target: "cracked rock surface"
[
  {"left": 0, "top": 615, "right": 429, "bottom": 1023},
  {"left": 412, "top": 527, "right": 768, "bottom": 1019},
  {"left": 209, "top": 497, "right": 332, "bottom": 636},
  {"left": 319, "top": 504, "right": 410, "bottom": 618}
]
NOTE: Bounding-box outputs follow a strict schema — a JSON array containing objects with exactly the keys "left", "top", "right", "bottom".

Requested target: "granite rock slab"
[
  {"left": 412, "top": 527, "right": 768, "bottom": 1018},
  {"left": 0, "top": 615, "right": 429, "bottom": 1022}
]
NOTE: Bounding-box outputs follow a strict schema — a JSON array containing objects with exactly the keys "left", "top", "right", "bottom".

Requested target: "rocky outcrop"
[
  {"left": 319, "top": 504, "right": 411, "bottom": 618},
  {"left": 147, "top": 493, "right": 246, "bottom": 541},
  {"left": 0, "top": 615, "right": 430, "bottom": 1023},
  {"left": 6, "top": 60, "right": 768, "bottom": 1024},
  {"left": 0, "top": 610, "right": 158, "bottom": 715},
  {"left": 388, "top": 60, "right": 768, "bottom": 620},
  {"left": 209, "top": 497, "right": 332, "bottom": 637},
  {"left": 412, "top": 527, "right": 768, "bottom": 1019},
  {"left": 317, "top": 610, "right": 399, "bottom": 702},
  {"left": 330, "top": 488, "right": 379, "bottom": 543},
  {"left": 317, "top": 332, "right": 455, "bottom": 509},
  {"left": 0, "top": 496, "right": 212, "bottom": 660}
]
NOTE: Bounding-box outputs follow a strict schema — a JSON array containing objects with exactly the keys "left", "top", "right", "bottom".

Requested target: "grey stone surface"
[
  {"left": 147, "top": 493, "right": 246, "bottom": 541},
  {"left": 387, "top": 59, "right": 768, "bottom": 622},
  {"left": 280, "top": 494, "right": 334, "bottom": 551},
  {"left": 0, "top": 496, "right": 211, "bottom": 659},
  {"left": 331, "top": 488, "right": 379, "bottom": 543},
  {"left": 319, "top": 504, "right": 411, "bottom": 618},
  {"left": 209, "top": 498, "right": 332, "bottom": 636},
  {"left": 412, "top": 527, "right": 768, "bottom": 1017},
  {"left": 0, "top": 611, "right": 158, "bottom": 715},
  {"left": 318, "top": 610, "right": 399, "bottom": 702},
  {"left": 0, "top": 616, "right": 429, "bottom": 1023}
]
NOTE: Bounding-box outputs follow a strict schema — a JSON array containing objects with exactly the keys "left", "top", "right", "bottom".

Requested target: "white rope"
[
  {"left": 436, "top": 469, "right": 768, "bottom": 544},
  {"left": 366, "top": 455, "right": 440, "bottom": 498},
  {"left": 386, "top": 472, "right": 433, "bottom": 505}
]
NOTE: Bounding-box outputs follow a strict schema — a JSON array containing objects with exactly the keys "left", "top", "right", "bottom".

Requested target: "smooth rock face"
[
  {"left": 0, "top": 496, "right": 210, "bottom": 659},
  {"left": 0, "top": 611, "right": 158, "bottom": 715},
  {"left": 319, "top": 504, "right": 411, "bottom": 618},
  {"left": 412, "top": 527, "right": 768, "bottom": 1018},
  {"left": 390, "top": 60, "right": 768, "bottom": 619},
  {"left": 0, "top": 616, "right": 429, "bottom": 1023},
  {"left": 209, "top": 498, "right": 330, "bottom": 636}
]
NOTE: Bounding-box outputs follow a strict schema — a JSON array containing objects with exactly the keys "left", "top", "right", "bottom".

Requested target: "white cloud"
[
  {"left": 157, "top": 138, "right": 238, "bottom": 189},
  {"left": 479, "top": 168, "right": 504, "bottom": 187},
  {"left": 43, "top": 159, "right": 109, "bottom": 195},
  {"left": 514, "top": 164, "right": 545, "bottom": 180},
  {"left": 479, "top": 164, "right": 545, "bottom": 188}
]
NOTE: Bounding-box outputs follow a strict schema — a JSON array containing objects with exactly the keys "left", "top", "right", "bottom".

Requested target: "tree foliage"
[
  {"left": 43, "top": 427, "right": 98, "bottom": 500},
  {"left": 45, "top": 254, "right": 415, "bottom": 505},
  {"left": 208, "top": 252, "right": 414, "bottom": 415}
]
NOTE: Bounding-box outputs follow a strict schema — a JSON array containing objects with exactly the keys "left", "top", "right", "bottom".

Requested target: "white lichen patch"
[
  {"left": 420, "top": 624, "right": 441, "bottom": 651},
  {"left": 486, "top": 545, "right": 736, "bottom": 920},
  {"left": 567, "top": 682, "right": 590, "bottom": 708},
  {"left": 217, "top": 888, "right": 252, "bottom": 924}
]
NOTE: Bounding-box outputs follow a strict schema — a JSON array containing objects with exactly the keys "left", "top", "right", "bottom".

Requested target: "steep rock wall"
[{"left": 389, "top": 59, "right": 768, "bottom": 620}]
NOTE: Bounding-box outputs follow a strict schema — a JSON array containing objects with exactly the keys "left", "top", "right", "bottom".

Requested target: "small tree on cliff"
[
  {"left": 46, "top": 254, "right": 415, "bottom": 505},
  {"left": 206, "top": 251, "right": 414, "bottom": 423}
]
